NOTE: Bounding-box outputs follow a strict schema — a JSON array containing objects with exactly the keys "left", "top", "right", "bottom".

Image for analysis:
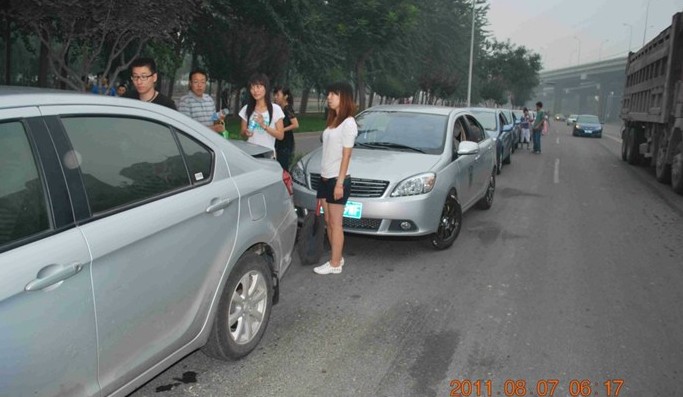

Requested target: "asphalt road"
[{"left": 129, "top": 120, "right": 683, "bottom": 397}]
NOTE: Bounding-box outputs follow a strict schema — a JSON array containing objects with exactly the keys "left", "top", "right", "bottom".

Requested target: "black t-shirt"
[
  {"left": 125, "top": 91, "right": 177, "bottom": 110},
  {"left": 275, "top": 104, "right": 296, "bottom": 151}
]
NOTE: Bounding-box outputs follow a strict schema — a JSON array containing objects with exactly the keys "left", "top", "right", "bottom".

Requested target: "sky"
[{"left": 486, "top": 0, "right": 683, "bottom": 71}]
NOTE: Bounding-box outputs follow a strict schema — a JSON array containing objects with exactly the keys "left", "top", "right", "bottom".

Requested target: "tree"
[
  {"left": 10, "top": 0, "right": 200, "bottom": 91},
  {"left": 479, "top": 39, "right": 541, "bottom": 106}
]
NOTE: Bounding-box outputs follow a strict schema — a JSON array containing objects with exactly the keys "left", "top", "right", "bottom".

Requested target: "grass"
[{"left": 223, "top": 112, "right": 327, "bottom": 140}]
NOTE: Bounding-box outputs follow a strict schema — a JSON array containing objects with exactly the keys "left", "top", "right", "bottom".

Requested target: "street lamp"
[
  {"left": 623, "top": 22, "right": 633, "bottom": 52},
  {"left": 466, "top": 0, "right": 475, "bottom": 107},
  {"left": 642, "top": 0, "right": 651, "bottom": 46},
  {"left": 573, "top": 36, "right": 581, "bottom": 65},
  {"left": 598, "top": 39, "right": 609, "bottom": 61}
]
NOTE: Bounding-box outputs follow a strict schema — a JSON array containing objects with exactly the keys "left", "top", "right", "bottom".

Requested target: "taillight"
[{"left": 282, "top": 170, "right": 294, "bottom": 196}]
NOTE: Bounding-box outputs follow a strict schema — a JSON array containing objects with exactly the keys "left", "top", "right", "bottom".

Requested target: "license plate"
[{"left": 319, "top": 200, "right": 363, "bottom": 219}]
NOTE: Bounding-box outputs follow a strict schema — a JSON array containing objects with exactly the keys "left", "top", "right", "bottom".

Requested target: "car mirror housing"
[{"left": 457, "top": 141, "right": 479, "bottom": 155}]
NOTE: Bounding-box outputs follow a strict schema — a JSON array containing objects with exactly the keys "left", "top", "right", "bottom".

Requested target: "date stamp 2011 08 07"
[{"left": 449, "top": 378, "right": 625, "bottom": 397}]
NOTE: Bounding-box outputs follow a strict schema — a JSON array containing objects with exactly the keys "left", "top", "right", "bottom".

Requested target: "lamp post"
[
  {"left": 573, "top": 36, "right": 581, "bottom": 65},
  {"left": 623, "top": 23, "right": 633, "bottom": 52},
  {"left": 642, "top": 0, "right": 651, "bottom": 46},
  {"left": 598, "top": 39, "right": 609, "bottom": 61},
  {"left": 466, "top": 0, "right": 475, "bottom": 107}
]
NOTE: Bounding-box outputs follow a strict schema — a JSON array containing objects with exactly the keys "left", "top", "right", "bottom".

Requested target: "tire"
[
  {"left": 476, "top": 168, "right": 496, "bottom": 210},
  {"left": 496, "top": 152, "right": 502, "bottom": 175},
  {"left": 655, "top": 138, "right": 671, "bottom": 183},
  {"left": 671, "top": 143, "right": 683, "bottom": 194},
  {"left": 621, "top": 129, "right": 628, "bottom": 161},
  {"left": 430, "top": 190, "right": 462, "bottom": 250},
  {"left": 503, "top": 148, "right": 511, "bottom": 165},
  {"left": 202, "top": 252, "right": 273, "bottom": 360},
  {"left": 626, "top": 127, "right": 641, "bottom": 165}
]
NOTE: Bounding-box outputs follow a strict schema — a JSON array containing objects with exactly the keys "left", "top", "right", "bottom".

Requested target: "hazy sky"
[{"left": 486, "top": 0, "right": 683, "bottom": 71}]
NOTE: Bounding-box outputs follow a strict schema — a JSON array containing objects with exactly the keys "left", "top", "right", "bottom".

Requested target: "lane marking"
[
  {"left": 556, "top": 136, "right": 560, "bottom": 145},
  {"left": 554, "top": 158, "right": 560, "bottom": 184},
  {"left": 605, "top": 133, "right": 621, "bottom": 144}
]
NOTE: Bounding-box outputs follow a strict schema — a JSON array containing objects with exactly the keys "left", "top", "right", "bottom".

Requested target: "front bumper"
[
  {"left": 573, "top": 128, "right": 602, "bottom": 137},
  {"left": 292, "top": 183, "right": 443, "bottom": 236}
]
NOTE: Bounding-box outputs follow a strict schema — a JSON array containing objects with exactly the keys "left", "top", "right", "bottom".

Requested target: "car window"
[
  {"left": 576, "top": 115, "right": 600, "bottom": 124},
  {"left": 470, "top": 111, "right": 496, "bottom": 132},
  {"left": 0, "top": 121, "right": 51, "bottom": 247},
  {"left": 464, "top": 115, "right": 485, "bottom": 143},
  {"left": 356, "top": 111, "right": 447, "bottom": 154},
  {"left": 176, "top": 131, "right": 213, "bottom": 185},
  {"left": 61, "top": 116, "right": 192, "bottom": 214}
]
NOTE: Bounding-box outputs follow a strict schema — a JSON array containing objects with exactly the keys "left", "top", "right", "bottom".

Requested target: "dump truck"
[{"left": 621, "top": 10, "right": 683, "bottom": 194}]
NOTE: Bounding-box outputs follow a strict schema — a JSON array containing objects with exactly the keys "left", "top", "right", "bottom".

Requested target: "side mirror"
[{"left": 457, "top": 141, "right": 479, "bottom": 156}]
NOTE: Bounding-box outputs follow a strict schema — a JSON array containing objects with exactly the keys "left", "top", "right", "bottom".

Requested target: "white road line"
[
  {"left": 556, "top": 136, "right": 560, "bottom": 145},
  {"left": 554, "top": 158, "right": 560, "bottom": 184},
  {"left": 605, "top": 133, "right": 621, "bottom": 144}
]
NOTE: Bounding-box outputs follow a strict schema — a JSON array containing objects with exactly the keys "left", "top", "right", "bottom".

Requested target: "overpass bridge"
[{"left": 534, "top": 56, "right": 627, "bottom": 122}]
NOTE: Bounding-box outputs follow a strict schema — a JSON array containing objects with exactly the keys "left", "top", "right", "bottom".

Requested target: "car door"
[
  {"left": 449, "top": 116, "right": 477, "bottom": 207},
  {"left": 51, "top": 109, "right": 240, "bottom": 395},
  {"left": 0, "top": 112, "right": 99, "bottom": 397},
  {"left": 464, "top": 115, "right": 495, "bottom": 198}
]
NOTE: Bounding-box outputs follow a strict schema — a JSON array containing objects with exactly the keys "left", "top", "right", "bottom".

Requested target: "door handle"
[
  {"left": 206, "top": 198, "right": 231, "bottom": 213},
  {"left": 25, "top": 263, "right": 83, "bottom": 291}
]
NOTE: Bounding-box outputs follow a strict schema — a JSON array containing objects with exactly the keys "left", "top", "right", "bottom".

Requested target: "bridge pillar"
[{"left": 553, "top": 85, "right": 564, "bottom": 115}]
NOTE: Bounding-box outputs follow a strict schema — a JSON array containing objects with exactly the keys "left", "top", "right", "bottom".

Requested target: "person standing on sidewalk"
[
  {"left": 532, "top": 101, "right": 546, "bottom": 153},
  {"left": 313, "top": 82, "right": 357, "bottom": 275},
  {"left": 177, "top": 69, "right": 225, "bottom": 134},
  {"left": 239, "top": 73, "right": 284, "bottom": 151},
  {"left": 519, "top": 107, "right": 532, "bottom": 150},
  {"left": 273, "top": 86, "right": 299, "bottom": 170},
  {"left": 126, "top": 57, "right": 177, "bottom": 110}
]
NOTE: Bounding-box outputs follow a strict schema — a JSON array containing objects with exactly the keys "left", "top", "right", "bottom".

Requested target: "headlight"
[
  {"left": 291, "top": 161, "right": 306, "bottom": 186},
  {"left": 575, "top": 124, "right": 581, "bottom": 129},
  {"left": 390, "top": 173, "right": 436, "bottom": 197}
]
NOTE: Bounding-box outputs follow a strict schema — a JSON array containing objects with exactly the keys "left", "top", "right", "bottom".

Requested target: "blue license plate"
[{"left": 319, "top": 200, "right": 363, "bottom": 219}]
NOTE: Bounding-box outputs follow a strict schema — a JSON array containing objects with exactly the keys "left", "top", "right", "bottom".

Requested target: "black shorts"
[{"left": 316, "top": 176, "right": 351, "bottom": 205}]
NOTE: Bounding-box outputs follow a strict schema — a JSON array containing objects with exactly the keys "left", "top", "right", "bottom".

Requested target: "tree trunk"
[
  {"left": 368, "top": 91, "right": 374, "bottom": 108},
  {"left": 166, "top": 69, "right": 176, "bottom": 98},
  {"left": 215, "top": 80, "right": 223, "bottom": 112},
  {"left": 37, "top": 38, "right": 49, "bottom": 88},
  {"left": 300, "top": 85, "right": 311, "bottom": 114},
  {"left": 3, "top": 15, "right": 10, "bottom": 85},
  {"left": 233, "top": 89, "right": 241, "bottom": 115}
]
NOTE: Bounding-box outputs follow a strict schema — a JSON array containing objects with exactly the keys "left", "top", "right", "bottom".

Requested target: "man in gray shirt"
[{"left": 177, "top": 69, "right": 225, "bottom": 134}]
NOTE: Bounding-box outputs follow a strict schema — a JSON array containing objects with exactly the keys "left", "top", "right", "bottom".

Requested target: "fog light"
[{"left": 400, "top": 221, "right": 411, "bottom": 230}]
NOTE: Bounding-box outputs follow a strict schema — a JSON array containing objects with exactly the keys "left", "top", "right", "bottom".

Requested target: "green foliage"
[{"left": 479, "top": 39, "right": 542, "bottom": 106}]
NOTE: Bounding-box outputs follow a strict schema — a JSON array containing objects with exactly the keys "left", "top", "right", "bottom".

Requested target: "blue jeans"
[{"left": 532, "top": 130, "right": 542, "bottom": 152}]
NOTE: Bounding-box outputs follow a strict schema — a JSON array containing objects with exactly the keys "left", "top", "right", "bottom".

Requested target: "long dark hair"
[
  {"left": 246, "top": 73, "right": 273, "bottom": 123},
  {"left": 326, "top": 81, "right": 356, "bottom": 128}
]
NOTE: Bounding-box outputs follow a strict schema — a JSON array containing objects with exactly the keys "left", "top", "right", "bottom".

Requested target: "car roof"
[
  {"left": 464, "top": 107, "right": 501, "bottom": 114},
  {"left": 363, "top": 104, "right": 465, "bottom": 116},
  {"left": 0, "top": 85, "right": 177, "bottom": 116}
]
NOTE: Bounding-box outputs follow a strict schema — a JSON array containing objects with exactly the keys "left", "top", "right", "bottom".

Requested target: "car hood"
[{"left": 303, "top": 148, "right": 442, "bottom": 181}]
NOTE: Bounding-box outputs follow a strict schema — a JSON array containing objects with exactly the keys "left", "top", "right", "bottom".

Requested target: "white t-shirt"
[
  {"left": 238, "top": 104, "right": 285, "bottom": 150},
  {"left": 321, "top": 117, "right": 358, "bottom": 178}
]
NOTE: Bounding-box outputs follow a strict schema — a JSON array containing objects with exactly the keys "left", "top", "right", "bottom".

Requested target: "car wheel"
[
  {"left": 655, "top": 138, "right": 671, "bottom": 183},
  {"left": 476, "top": 168, "right": 496, "bottom": 210},
  {"left": 671, "top": 142, "right": 683, "bottom": 194},
  {"left": 496, "top": 152, "right": 502, "bottom": 175},
  {"left": 503, "top": 149, "right": 511, "bottom": 165},
  {"left": 430, "top": 190, "right": 462, "bottom": 250},
  {"left": 202, "top": 252, "right": 273, "bottom": 360}
]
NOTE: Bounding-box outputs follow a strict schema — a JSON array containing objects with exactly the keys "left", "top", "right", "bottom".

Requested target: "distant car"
[
  {"left": 572, "top": 114, "right": 603, "bottom": 138},
  {"left": 291, "top": 105, "right": 497, "bottom": 250},
  {"left": 501, "top": 108, "right": 522, "bottom": 153},
  {"left": 467, "top": 107, "right": 514, "bottom": 175},
  {"left": 554, "top": 113, "right": 566, "bottom": 121},
  {"left": 566, "top": 114, "right": 578, "bottom": 125},
  {"left": 0, "top": 87, "right": 297, "bottom": 397}
]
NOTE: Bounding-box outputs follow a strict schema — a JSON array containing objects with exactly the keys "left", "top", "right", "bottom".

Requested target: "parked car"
[
  {"left": 566, "top": 114, "right": 578, "bottom": 125},
  {"left": 291, "top": 105, "right": 497, "bottom": 250},
  {"left": 501, "top": 108, "right": 521, "bottom": 153},
  {"left": 0, "top": 87, "right": 297, "bottom": 397},
  {"left": 554, "top": 113, "right": 566, "bottom": 121},
  {"left": 467, "top": 107, "right": 514, "bottom": 175},
  {"left": 572, "top": 114, "right": 603, "bottom": 138}
]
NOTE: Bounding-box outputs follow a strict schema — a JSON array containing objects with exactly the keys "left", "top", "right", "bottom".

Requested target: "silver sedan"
[{"left": 292, "top": 105, "right": 497, "bottom": 249}]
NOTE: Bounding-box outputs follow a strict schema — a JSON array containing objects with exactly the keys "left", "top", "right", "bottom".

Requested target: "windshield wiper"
[
  {"left": 354, "top": 142, "right": 377, "bottom": 149},
  {"left": 361, "top": 142, "right": 425, "bottom": 153}
]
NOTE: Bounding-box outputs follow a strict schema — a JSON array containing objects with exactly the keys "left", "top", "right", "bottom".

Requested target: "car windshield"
[
  {"left": 470, "top": 110, "right": 497, "bottom": 132},
  {"left": 577, "top": 115, "right": 600, "bottom": 124},
  {"left": 355, "top": 111, "right": 447, "bottom": 155},
  {"left": 569, "top": 114, "right": 578, "bottom": 119}
]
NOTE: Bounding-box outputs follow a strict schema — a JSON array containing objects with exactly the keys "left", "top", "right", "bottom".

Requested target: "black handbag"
[{"left": 297, "top": 200, "right": 326, "bottom": 266}]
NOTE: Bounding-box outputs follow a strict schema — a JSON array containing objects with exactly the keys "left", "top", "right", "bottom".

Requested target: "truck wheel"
[
  {"left": 655, "top": 139, "right": 671, "bottom": 183},
  {"left": 202, "top": 252, "right": 273, "bottom": 360},
  {"left": 621, "top": 130, "right": 628, "bottom": 161},
  {"left": 626, "top": 128, "right": 641, "bottom": 165},
  {"left": 671, "top": 143, "right": 683, "bottom": 194}
]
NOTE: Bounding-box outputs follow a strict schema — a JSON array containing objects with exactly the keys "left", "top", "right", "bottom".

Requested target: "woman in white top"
[
  {"left": 313, "top": 82, "right": 358, "bottom": 275},
  {"left": 239, "top": 73, "right": 284, "bottom": 151}
]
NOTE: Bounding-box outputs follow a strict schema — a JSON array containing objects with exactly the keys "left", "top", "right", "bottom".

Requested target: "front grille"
[
  {"left": 309, "top": 173, "right": 389, "bottom": 198},
  {"left": 343, "top": 217, "right": 382, "bottom": 231}
]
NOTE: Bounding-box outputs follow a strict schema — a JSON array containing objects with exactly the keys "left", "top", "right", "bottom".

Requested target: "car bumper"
[
  {"left": 573, "top": 129, "right": 602, "bottom": 137},
  {"left": 293, "top": 183, "right": 443, "bottom": 236}
]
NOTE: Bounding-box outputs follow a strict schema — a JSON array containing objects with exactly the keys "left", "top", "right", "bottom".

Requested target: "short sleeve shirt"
[
  {"left": 320, "top": 117, "right": 358, "bottom": 178},
  {"left": 177, "top": 92, "right": 216, "bottom": 126},
  {"left": 239, "top": 104, "right": 285, "bottom": 151}
]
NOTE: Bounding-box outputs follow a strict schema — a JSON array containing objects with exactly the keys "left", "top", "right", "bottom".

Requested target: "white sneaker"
[{"left": 314, "top": 258, "right": 344, "bottom": 274}]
